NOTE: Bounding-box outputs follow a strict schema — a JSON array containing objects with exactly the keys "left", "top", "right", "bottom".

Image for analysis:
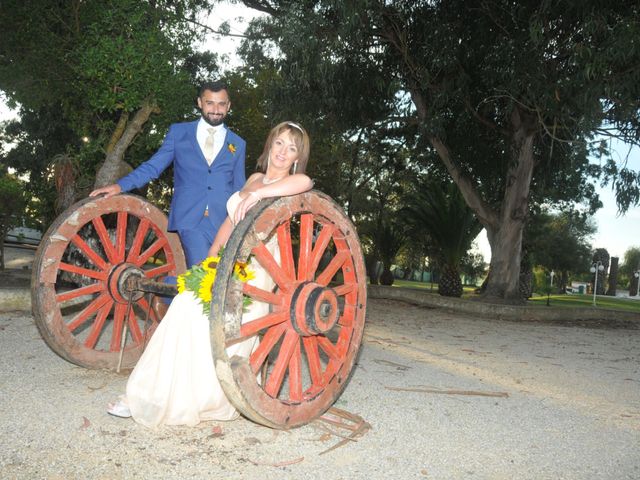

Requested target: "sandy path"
[{"left": 1, "top": 298, "right": 638, "bottom": 479}]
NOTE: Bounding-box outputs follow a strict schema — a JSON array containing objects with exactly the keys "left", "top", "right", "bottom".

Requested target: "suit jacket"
[{"left": 117, "top": 120, "right": 246, "bottom": 232}]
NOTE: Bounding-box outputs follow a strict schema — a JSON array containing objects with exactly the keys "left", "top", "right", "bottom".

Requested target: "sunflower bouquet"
[{"left": 176, "top": 253, "right": 255, "bottom": 314}]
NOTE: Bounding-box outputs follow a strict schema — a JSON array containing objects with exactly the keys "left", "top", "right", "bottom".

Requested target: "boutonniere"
[{"left": 228, "top": 143, "right": 236, "bottom": 154}]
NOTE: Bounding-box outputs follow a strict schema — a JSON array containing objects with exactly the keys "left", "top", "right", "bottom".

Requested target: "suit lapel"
[
  {"left": 212, "top": 129, "right": 231, "bottom": 165},
  {"left": 187, "top": 121, "right": 208, "bottom": 164}
]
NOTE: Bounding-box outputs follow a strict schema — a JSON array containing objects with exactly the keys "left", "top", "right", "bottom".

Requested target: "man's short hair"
[{"left": 198, "top": 80, "right": 228, "bottom": 97}]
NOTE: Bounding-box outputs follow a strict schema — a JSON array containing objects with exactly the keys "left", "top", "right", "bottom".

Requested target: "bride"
[{"left": 107, "top": 122, "right": 313, "bottom": 427}]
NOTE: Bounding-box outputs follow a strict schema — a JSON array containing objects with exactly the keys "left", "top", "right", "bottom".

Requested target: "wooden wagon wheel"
[
  {"left": 210, "top": 190, "right": 367, "bottom": 429},
  {"left": 31, "top": 194, "right": 186, "bottom": 369}
]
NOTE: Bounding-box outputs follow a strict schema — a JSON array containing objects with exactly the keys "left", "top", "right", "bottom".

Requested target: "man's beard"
[{"left": 202, "top": 112, "right": 225, "bottom": 127}]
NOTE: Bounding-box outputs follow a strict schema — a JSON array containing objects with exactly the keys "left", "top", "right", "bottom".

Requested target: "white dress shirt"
[{"left": 196, "top": 118, "right": 227, "bottom": 165}]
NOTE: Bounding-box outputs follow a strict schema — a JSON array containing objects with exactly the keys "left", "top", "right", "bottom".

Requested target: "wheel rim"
[
  {"left": 31, "top": 194, "right": 185, "bottom": 369},
  {"left": 210, "top": 191, "right": 367, "bottom": 428}
]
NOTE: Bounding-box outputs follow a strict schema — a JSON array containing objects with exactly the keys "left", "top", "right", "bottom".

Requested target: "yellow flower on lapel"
[{"left": 228, "top": 143, "right": 236, "bottom": 154}]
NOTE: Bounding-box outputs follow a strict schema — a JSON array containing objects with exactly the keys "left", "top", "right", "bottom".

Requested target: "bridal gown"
[{"left": 124, "top": 192, "right": 273, "bottom": 427}]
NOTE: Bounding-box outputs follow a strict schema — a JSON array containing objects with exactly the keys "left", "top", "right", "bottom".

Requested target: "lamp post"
[
  {"left": 546, "top": 270, "right": 555, "bottom": 306},
  {"left": 634, "top": 271, "right": 640, "bottom": 297},
  {"left": 590, "top": 261, "right": 604, "bottom": 306}
]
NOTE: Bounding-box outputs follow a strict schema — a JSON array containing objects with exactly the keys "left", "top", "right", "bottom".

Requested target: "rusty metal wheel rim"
[
  {"left": 210, "top": 191, "right": 367, "bottom": 428},
  {"left": 31, "top": 194, "right": 185, "bottom": 369}
]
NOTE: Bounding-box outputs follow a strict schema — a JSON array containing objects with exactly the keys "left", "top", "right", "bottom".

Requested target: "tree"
[
  {"left": 0, "top": 173, "right": 27, "bottom": 269},
  {"left": 621, "top": 246, "right": 640, "bottom": 295},
  {"left": 525, "top": 211, "right": 595, "bottom": 293},
  {"left": 403, "top": 182, "right": 482, "bottom": 297},
  {"left": 0, "top": 0, "right": 216, "bottom": 218},
  {"left": 240, "top": 0, "right": 640, "bottom": 303}
]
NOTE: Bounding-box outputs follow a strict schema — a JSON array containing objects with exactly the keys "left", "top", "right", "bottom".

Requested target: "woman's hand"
[{"left": 234, "top": 191, "right": 261, "bottom": 224}]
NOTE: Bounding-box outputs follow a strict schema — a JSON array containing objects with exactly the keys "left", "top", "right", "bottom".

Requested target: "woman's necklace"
[{"left": 262, "top": 175, "right": 286, "bottom": 185}]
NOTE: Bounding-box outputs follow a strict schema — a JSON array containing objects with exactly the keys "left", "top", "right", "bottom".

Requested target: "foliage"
[
  {"left": 177, "top": 254, "right": 254, "bottom": 314},
  {"left": 524, "top": 210, "right": 595, "bottom": 291},
  {"left": 0, "top": 173, "right": 28, "bottom": 269},
  {"left": 459, "top": 249, "right": 486, "bottom": 285},
  {"left": 621, "top": 247, "right": 640, "bottom": 277},
  {"left": 0, "top": 0, "right": 217, "bottom": 222},
  {"left": 402, "top": 181, "right": 482, "bottom": 297},
  {"left": 239, "top": 0, "right": 640, "bottom": 302}
]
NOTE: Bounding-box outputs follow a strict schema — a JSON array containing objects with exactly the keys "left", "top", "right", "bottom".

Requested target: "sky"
[{"left": 2, "top": 2, "right": 639, "bottom": 265}]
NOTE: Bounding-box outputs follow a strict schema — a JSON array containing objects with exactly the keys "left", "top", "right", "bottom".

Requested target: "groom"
[{"left": 90, "top": 81, "right": 246, "bottom": 267}]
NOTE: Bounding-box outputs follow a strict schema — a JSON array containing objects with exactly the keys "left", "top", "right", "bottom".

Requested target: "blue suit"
[{"left": 117, "top": 120, "right": 246, "bottom": 267}]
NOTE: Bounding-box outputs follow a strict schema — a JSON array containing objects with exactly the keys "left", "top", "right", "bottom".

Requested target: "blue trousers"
[
  {"left": 178, "top": 215, "right": 218, "bottom": 268},
  {"left": 160, "top": 215, "right": 218, "bottom": 304}
]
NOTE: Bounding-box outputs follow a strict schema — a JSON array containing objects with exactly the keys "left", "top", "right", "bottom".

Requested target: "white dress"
[{"left": 125, "top": 192, "right": 272, "bottom": 427}]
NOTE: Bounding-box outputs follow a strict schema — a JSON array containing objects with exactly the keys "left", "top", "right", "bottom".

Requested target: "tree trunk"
[
  {"left": 93, "top": 99, "right": 159, "bottom": 188},
  {"left": 482, "top": 113, "right": 536, "bottom": 303}
]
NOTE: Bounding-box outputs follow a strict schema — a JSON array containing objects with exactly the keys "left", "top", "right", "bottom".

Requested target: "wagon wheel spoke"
[
  {"left": 316, "top": 250, "right": 349, "bottom": 286},
  {"left": 264, "top": 329, "right": 299, "bottom": 398},
  {"left": 297, "top": 213, "right": 314, "bottom": 281},
  {"left": 136, "top": 237, "right": 168, "bottom": 267},
  {"left": 239, "top": 311, "right": 288, "bottom": 339},
  {"left": 92, "top": 216, "right": 119, "bottom": 264},
  {"left": 109, "top": 303, "right": 127, "bottom": 351},
  {"left": 126, "top": 218, "right": 151, "bottom": 264},
  {"left": 84, "top": 300, "right": 113, "bottom": 349},
  {"left": 302, "top": 336, "right": 323, "bottom": 388},
  {"left": 252, "top": 241, "right": 294, "bottom": 291},
  {"left": 249, "top": 323, "right": 287, "bottom": 374},
  {"left": 66, "top": 293, "right": 111, "bottom": 332},
  {"left": 242, "top": 283, "right": 280, "bottom": 305},
  {"left": 276, "top": 221, "right": 296, "bottom": 279},
  {"left": 58, "top": 262, "right": 107, "bottom": 281},
  {"left": 71, "top": 235, "right": 108, "bottom": 271},
  {"left": 308, "top": 223, "right": 335, "bottom": 277},
  {"left": 56, "top": 283, "right": 103, "bottom": 303},
  {"left": 127, "top": 307, "right": 143, "bottom": 343},
  {"left": 144, "top": 263, "right": 175, "bottom": 278}
]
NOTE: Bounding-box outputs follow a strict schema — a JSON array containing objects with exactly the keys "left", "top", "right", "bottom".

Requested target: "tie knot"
[{"left": 207, "top": 127, "right": 216, "bottom": 135}]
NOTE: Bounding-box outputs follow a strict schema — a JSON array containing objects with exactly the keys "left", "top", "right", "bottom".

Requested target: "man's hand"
[{"left": 89, "top": 184, "right": 122, "bottom": 198}]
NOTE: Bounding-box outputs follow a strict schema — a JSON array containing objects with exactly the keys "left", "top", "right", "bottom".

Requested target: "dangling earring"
[{"left": 292, "top": 161, "right": 298, "bottom": 174}]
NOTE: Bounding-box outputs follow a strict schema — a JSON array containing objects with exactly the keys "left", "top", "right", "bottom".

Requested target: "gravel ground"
[{"left": 1, "top": 297, "right": 639, "bottom": 479}]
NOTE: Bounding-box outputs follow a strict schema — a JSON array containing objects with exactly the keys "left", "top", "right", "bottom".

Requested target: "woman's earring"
[{"left": 292, "top": 161, "right": 298, "bottom": 174}]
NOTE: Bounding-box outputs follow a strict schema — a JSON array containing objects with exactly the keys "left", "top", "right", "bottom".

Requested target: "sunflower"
[
  {"left": 176, "top": 271, "right": 189, "bottom": 293},
  {"left": 234, "top": 261, "right": 256, "bottom": 282},
  {"left": 202, "top": 256, "right": 220, "bottom": 273},
  {"left": 197, "top": 270, "right": 216, "bottom": 304}
]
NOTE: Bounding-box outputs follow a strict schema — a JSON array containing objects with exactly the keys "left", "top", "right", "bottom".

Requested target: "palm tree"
[{"left": 403, "top": 182, "right": 482, "bottom": 297}]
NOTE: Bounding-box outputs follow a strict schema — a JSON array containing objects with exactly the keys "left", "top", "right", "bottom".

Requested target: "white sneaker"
[{"left": 107, "top": 399, "right": 131, "bottom": 418}]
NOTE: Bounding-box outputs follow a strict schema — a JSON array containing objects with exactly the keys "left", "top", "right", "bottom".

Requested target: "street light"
[
  {"left": 546, "top": 270, "right": 555, "bottom": 307},
  {"left": 634, "top": 271, "right": 640, "bottom": 297},
  {"left": 590, "top": 261, "right": 605, "bottom": 306}
]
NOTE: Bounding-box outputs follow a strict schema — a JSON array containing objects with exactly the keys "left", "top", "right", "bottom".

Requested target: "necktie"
[{"left": 204, "top": 127, "right": 216, "bottom": 165}]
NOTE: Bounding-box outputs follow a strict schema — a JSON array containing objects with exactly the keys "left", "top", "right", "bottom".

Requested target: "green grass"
[
  {"left": 382, "top": 279, "right": 478, "bottom": 295},
  {"left": 384, "top": 279, "right": 640, "bottom": 313},
  {"left": 527, "top": 294, "right": 640, "bottom": 313}
]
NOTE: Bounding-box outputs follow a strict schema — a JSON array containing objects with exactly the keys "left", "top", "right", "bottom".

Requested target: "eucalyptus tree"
[{"left": 240, "top": 0, "right": 640, "bottom": 303}]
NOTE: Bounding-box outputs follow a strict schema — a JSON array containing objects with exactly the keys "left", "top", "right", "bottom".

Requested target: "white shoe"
[{"left": 107, "top": 399, "right": 131, "bottom": 418}]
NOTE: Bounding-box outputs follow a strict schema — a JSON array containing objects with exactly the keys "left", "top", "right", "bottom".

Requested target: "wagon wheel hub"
[
  {"left": 108, "top": 263, "right": 145, "bottom": 303},
  {"left": 290, "top": 281, "right": 340, "bottom": 337}
]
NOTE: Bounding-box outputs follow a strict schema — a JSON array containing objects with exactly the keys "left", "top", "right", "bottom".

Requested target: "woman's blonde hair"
[{"left": 256, "top": 122, "right": 310, "bottom": 174}]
